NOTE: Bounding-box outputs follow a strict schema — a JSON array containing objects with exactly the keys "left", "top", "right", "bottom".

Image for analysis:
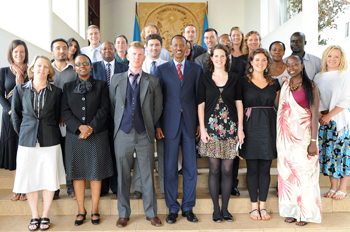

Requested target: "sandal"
[
  {"left": 249, "top": 209, "right": 261, "bottom": 220},
  {"left": 296, "top": 221, "right": 307, "bottom": 226},
  {"left": 260, "top": 209, "right": 271, "bottom": 220},
  {"left": 28, "top": 218, "right": 41, "bottom": 231},
  {"left": 20, "top": 193, "right": 27, "bottom": 201},
  {"left": 333, "top": 190, "right": 347, "bottom": 200},
  {"left": 284, "top": 217, "right": 296, "bottom": 223},
  {"left": 324, "top": 189, "right": 337, "bottom": 198},
  {"left": 11, "top": 193, "right": 20, "bottom": 201},
  {"left": 39, "top": 218, "right": 50, "bottom": 231}
]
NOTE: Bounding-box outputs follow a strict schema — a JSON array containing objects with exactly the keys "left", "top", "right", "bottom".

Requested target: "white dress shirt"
[
  {"left": 142, "top": 57, "right": 167, "bottom": 74},
  {"left": 103, "top": 59, "right": 116, "bottom": 78},
  {"left": 173, "top": 58, "right": 185, "bottom": 75},
  {"left": 145, "top": 48, "right": 171, "bottom": 61},
  {"left": 80, "top": 45, "right": 103, "bottom": 63},
  {"left": 283, "top": 52, "right": 321, "bottom": 80}
]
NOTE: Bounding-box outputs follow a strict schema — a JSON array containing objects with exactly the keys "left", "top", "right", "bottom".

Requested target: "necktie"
[
  {"left": 91, "top": 49, "right": 97, "bottom": 63},
  {"left": 130, "top": 73, "right": 139, "bottom": 91},
  {"left": 150, "top": 61, "right": 156, "bottom": 75},
  {"left": 106, "top": 63, "right": 111, "bottom": 86},
  {"left": 177, "top": 64, "right": 183, "bottom": 82}
]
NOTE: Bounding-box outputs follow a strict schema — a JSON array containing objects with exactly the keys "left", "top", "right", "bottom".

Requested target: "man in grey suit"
[
  {"left": 194, "top": 28, "right": 218, "bottom": 71},
  {"left": 183, "top": 24, "right": 207, "bottom": 61},
  {"left": 109, "top": 42, "right": 163, "bottom": 228}
]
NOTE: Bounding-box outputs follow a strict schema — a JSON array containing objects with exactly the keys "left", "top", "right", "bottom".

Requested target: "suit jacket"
[
  {"left": 195, "top": 53, "right": 247, "bottom": 77},
  {"left": 109, "top": 71, "right": 162, "bottom": 142},
  {"left": 92, "top": 60, "right": 129, "bottom": 82},
  {"left": 61, "top": 77, "right": 109, "bottom": 135},
  {"left": 11, "top": 83, "right": 62, "bottom": 147},
  {"left": 191, "top": 44, "right": 207, "bottom": 61},
  {"left": 155, "top": 60, "right": 203, "bottom": 139}
]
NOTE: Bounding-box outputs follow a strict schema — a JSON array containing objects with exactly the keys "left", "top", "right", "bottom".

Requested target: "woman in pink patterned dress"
[{"left": 277, "top": 54, "right": 321, "bottom": 226}]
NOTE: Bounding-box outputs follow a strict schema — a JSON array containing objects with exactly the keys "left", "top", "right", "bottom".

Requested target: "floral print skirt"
[
  {"left": 198, "top": 88, "right": 238, "bottom": 159},
  {"left": 319, "top": 120, "right": 350, "bottom": 178}
]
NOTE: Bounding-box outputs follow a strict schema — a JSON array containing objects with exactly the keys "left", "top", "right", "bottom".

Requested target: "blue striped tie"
[
  {"left": 150, "top": 61, "right": 156, "bottom": 75},
  {"left": 106, "top": 63, "right": 111, "bottom": 86}
]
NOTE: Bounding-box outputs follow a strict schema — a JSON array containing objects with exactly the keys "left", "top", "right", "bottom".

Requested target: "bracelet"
[{"left": 311, "top": 139, "right": 317, "bottom": 142}]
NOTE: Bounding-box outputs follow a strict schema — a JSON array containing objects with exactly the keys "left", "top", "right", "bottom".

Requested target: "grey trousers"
[
  {"left": 133, "top": 138, "right": 164, "bottom": 194},
  {"left": 115, "top": 128, "right": 157, "bottom": 218}
]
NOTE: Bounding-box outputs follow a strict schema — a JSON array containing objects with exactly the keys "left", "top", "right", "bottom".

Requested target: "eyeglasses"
[
  {"left": 75, "top": 62, "right": 90, "bottom": 66},
  {"left": 219, "top": 41, "right": 232, "bottom": 45}
]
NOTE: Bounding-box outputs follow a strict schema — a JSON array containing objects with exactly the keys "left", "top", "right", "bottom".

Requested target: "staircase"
[{"left": 0, "top": 158, "right": 349, "bottom": 231}]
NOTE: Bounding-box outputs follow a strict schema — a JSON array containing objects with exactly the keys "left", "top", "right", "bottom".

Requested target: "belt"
[{"left": 244, "top": 106, "right": 274, "bottom": 121}]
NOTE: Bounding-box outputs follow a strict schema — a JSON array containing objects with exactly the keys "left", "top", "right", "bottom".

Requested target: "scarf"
[
  {"left": 10, "top": 63, "right": 28, "bottom": 85},
  {"left": 73, "top": 79, "right": 93, "bottom": 94}
]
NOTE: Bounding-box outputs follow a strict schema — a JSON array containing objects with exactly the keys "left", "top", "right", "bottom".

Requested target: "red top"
[{"left": 292, "top": 88, "right": 308, "bottom": 109}]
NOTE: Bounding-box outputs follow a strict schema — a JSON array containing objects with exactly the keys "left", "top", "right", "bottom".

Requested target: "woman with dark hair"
[
  {"left": 314, "top": 45, "right": 350, "bottom": 200},
  {"left": 230, "top": 26, "right": 244, "bottom": 59},
  {"left": 0, "top": 39, "right": 29, "bottom": 201},
  {"left": 114, "top": 34, "right": 129, "bottom": 65},
  {"left": 277, "top": 54, "right": 321, "bottom": 226},
  {"left": 269, "top": 41, "right": 290, "bottom": 86},
  {"left": 184, "top": 40, "right": 193, "bottom": 61},
  {"left": 241, "top": 31, "right": 262, "bottom": 62},
  {"left": 198, "top": 44, "right": 244, "bottom": 222},
  {"left": 12, "top": 55, "right": 66, "bottom": 231},
  {"left": 67, "top": 38, "right": 81, "bottom": 66},
  {"left": 61, "top": 54, "right": 113, "bottom": 226},
  {"left": 240, "top": 48, "right": 280, "bottom": 220}
]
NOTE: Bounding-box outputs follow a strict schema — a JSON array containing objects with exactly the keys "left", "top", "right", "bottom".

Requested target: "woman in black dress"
[
  {"left": 61, "top": 54, "right": 113, "bottom": 226},
  {"left": 240, "top": 48, "right": 280, "bottom": 220},
  {"left": 0, "top": 40, "right": 28, "bottom": 201},
  {"left": 198, "top": 44, "right": 244, "bottom": 222}
]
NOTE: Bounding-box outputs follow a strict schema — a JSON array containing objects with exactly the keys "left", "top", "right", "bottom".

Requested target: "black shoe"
[
  {"left": 212, "top": 212, "right": 222, "bottom": 223},
  {"left": 166, "top": 213, "right": 178, "bottom": 224},
  {"left": 178, "top": 169, "right": 183, "bottom": 175},
  {"left": 75, "top": 210, "right": 87, "bottom": 226},
  {"left": 91, "top": 213, "right": 100, "bottom": 225},
  {"left": 231, "top": 187, "right": 240, "bottom": 196},
  {"left": 182, "top": 210, "right": 198, "bottom": 222},
  {"left": 130, "top": 191, "right": 142, "bottom": 199},
  {"left": 53, "top": 190, "right": 60, "bottom": 200},
  {"left": 221, "top": 210, "right": 233, "bottom": 222}
]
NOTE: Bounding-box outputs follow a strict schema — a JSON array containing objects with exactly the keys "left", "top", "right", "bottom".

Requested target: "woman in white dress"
[
  {"left": 269, "top": 41, "right": 290, "bottom": 86},
  {"left": 11, "top": 55, "right": 66, "bottom": 231}
]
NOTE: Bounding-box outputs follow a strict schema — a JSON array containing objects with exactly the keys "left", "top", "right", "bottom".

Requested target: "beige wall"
[{"left": 100, "top": 0, "right": 250, "bottom": 47}]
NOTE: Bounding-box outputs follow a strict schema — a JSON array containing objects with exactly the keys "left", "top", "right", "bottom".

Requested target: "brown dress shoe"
[
  {"left": 130, "top": 191, "right": 142, "bottom": 199},
  {"left": 116, "top": 218, "right": 129, "bottom": 227},
  {"left": 146, "top": 217, "right": 162, "bottom": 226}
]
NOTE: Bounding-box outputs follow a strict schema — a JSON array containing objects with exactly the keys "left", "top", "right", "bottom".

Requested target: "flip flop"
[
  {"left": 20, "top": 193, "right": 27, "bottom": 201},
  {"left": 11, "top": 193, "right": 20, "bottom": 201},
  {"left": 296, "top": 221, "right": 307, "bottom": 226},
  {"left": 284, "top": 217, "right": 296, "bottom": 223},
  {"left": 333, "top": 190, "right": 347, "bottom": 200},
  {"left": 249, "top": 209, "right": 261, "bottom": 220},
  {"left": 260, "top": 209, "right": 271, "bottom": 220},
  {"left": 324, "top": 189, "right": 337, "bottom": 198}
]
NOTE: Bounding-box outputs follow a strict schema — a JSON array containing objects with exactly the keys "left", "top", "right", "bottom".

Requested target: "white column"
[
  {"left": 268, "top": 0, "right": 280, "bottom": 33},
  {"left": 302, "top": 0, "right": 319, "bottom": 51}
]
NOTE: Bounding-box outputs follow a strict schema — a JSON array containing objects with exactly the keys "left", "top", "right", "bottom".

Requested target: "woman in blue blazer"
[{"left": 11, "top": 55, "right": 66, "bottom": 231}]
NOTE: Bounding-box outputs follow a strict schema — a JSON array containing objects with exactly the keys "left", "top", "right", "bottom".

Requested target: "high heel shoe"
[
  {"left": 91, "top": 213, "right": 100, "bottom": 225},
  {"left": 74, "top": 210, "right": 87, "bottom": 226}
]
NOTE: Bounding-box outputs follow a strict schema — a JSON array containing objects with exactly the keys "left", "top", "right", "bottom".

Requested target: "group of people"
[{"left": 0, "top": 22, "right": 349, "bottom": 231}]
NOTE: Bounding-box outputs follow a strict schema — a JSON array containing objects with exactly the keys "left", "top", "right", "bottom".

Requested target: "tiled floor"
[{"left": 1, "top": 213, "right": 350, "bottom": 232}]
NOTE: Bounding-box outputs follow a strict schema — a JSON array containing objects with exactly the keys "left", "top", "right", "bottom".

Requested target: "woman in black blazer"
[
  {"left": 61, "top": 54, "right": 113, "bottom": 226},
  {"left": 11, "top": 55, "right": 66, "bottom": 231}
]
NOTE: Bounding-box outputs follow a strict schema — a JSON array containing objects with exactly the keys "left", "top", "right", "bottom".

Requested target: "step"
[
  {"left": 1, "top": 212, "right": 350, "bottom": 232},
  {"left": 0, "top": 168, "right": 348, "bottom": 190},
  {"left": 0, "top": 187, "right": 349, "bottom": 216},
  {"left": 197, "top": 157, "right": 278, "bottom": 169}
]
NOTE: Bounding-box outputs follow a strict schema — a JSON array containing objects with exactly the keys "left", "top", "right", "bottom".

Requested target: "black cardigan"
[{"left": 198, "top": 71, "right": 242, "bottom": 128}]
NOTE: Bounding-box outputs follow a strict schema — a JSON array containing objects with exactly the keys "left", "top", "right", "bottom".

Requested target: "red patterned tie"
[{"left": 177, "top": 64, "right": 183, "bottom": 82}]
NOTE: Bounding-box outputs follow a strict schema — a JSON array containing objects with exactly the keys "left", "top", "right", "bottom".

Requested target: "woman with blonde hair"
[
  {"left": 11, "top": 55, "right": 66, "bottom": 230},
  {"left": 314, "top": 45, "right": 350, "bottom": 200},
  {"left": 230, "top": 26, "right": 244, "bottom": 59},
  {"left": 242, "top": 31, "right": 262, "bottom": 62}
]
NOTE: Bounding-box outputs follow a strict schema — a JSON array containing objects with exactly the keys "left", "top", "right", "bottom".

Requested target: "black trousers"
[{"left": 246, "top": 159, "right": 272, "bottom": 202}]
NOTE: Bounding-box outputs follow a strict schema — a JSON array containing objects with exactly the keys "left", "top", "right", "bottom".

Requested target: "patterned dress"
[
  {"left": 277, "top": 80, "right": 322, "bottom": 223},
  {"left": 199, "top": 88, "right": 238, "bottom": 159}
]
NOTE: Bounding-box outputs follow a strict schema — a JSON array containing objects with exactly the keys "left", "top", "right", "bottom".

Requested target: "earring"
[
  {"left": 264, "top": 68, "right": 269, "bottom": 73},
  {"left": 248, "top": 67, "right": 254, "bottom": 73}
]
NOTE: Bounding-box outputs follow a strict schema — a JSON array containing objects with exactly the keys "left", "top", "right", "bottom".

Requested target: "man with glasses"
[
  {"left": 194, "top": 28, "right": 218, "bottom": 73},
  {"left": 50, "top": 38, "right": 78, "bottom": 199}
]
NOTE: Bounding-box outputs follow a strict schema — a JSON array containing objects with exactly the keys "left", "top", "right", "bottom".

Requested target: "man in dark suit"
[
  {"left": 155, "top": 35, "right": 203, "bottom": 224},
  {"left": 183, "top": 24, "right": 207, "bottom": 61},
  {"left": 92, "top": 41, "right": 128, "bottom": 197},
  {"left": 194, "top": 28, "right": 218, "bottom": 72},
  {"left": 110, "top": 42, "right": 162, "bottom": 227},
  {"left": 219, "top": 34, "right": 247, "bottom": 77}
]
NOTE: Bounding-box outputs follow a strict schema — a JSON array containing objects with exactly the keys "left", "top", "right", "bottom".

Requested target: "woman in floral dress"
[
  {"left": 314, "top": 45, "right": 350, "bottom": 200},
  {"left": 198, "top": 44, "right": 244, "bottom": 222},
  {"left": 277, "top": 54, "right": 321, "bottom": 226}
]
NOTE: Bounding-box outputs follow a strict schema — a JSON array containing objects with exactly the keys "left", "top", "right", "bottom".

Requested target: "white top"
[
  {"left": 142, "top": 57, "right": 167, "bottom": 74},
  {"left": 272, "top": 68, "right": 291, "bottom": 86},
  {"left": 173, "top": 58, "right": 185, "bottom": 75},
  {"left": 103, "top": 59, "right": 116, "bottom": 77},
  {"left": 145, "top": 48, "right": 171, "bottom": 61},
  {"left": 284, "top": 53, "right": 321, "bottom": 80},
  {"left": 314, "top": 70, "right": 350, "bottom": 136},
  {"left": 80, "top": 45, "right": 103, "bottom": 63}
]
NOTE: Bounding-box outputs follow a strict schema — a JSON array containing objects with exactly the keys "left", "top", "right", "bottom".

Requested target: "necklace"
[{"left": 289, "top": 78, "right": 302, "bottom": 92}]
